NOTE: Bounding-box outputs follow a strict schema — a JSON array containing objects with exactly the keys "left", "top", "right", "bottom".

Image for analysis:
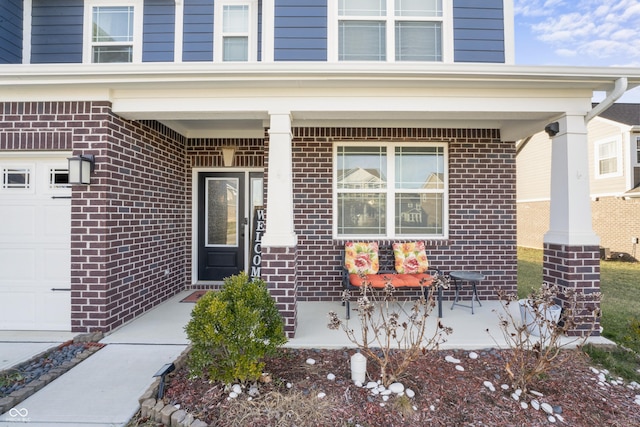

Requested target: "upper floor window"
[
  {"left": 334, "top": 0, "right": 444, "bottom": 62},
  {"left": 595, "top": 137, "right": 622, "bottom": 178},
  {"left": 215, "top": 1, "right": 258, "bottom": 62},
  {"left": 84, "top": 1, "right": 143, "bottom": 63},
  {"left": 334, "top": 142, "right": 447, "bottom": 238}
]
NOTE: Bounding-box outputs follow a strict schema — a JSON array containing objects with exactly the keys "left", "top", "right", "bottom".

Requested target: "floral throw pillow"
[
  {"left": 393, "top": 241, "right": 429, "bottom": 274},
  {"left": 345, "top": 242, "right": 379, "bottom": 275}
]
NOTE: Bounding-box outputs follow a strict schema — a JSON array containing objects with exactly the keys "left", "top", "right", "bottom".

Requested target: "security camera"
[{"left": 544, "top": 122, "right": 560, "bottom": 137}]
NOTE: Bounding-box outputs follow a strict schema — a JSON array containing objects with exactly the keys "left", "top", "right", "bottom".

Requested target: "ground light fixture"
[
  {"left": 153, "top": 363, "right": 175, "bottom": 399},
  {"left": 67, "top": 154, "right": 95, "bottom": 185}
]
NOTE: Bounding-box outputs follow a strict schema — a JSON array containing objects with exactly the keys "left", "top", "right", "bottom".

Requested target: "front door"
[{"left": 198, "top": 172, "right": 263, "bottom": 281}]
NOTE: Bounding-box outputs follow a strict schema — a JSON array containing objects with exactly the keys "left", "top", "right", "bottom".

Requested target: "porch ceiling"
[{"left": 2, "top": 62, "right": 640, "bottom": 141}]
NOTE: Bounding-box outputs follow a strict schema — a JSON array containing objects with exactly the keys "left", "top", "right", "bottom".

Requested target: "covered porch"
[{"left": 100, "top": 290, "right": 612, "bottom": 350}]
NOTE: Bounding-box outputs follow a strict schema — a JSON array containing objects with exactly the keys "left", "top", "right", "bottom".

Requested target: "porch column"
[
  {"left": 262, "top": 112, "right": 298, "bottom": 338},
  {"left": 543, "top": 114, "right": 601, "bottom": 336},
  {"left": 263, "top": 112, "right": 297, "bottom": 247}
]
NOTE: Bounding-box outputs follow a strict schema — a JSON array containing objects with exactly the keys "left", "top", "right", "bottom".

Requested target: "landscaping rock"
[
  {"left": 140, "top": 398, "right": 156, "bottom": 418},
  {"left": 541, "top": 402, "right": 554, "bottom": 415},
  {"left": 170, "top": 409, "right": 187, "bottom": 427},
  {"left": 445, "top": 355, "right": 460, "bottom": 364},
  {"left": 161, "top": 404, "right": 179, "bottom": 426},
  {"left": 389, "top": 382, "right": 405, "bottom": 394}
]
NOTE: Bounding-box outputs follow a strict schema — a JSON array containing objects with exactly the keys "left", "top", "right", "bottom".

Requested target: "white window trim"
[
  {"left": 332, "top": 141, "right": 449, "bottom": 240},
  {"left": 327, "top": 0, "right": 453, "bottom": 63},
  {"left": 594, "top": 136, "right": 623, "bottom": 179},
  {"left": 23, "top": 0, "right": 32, "bottom": 64},
  {"left": 214, "top": 0, "right": 259, "bottom": 62},
  {"left": 83, "top": 0, "right": 144, "bottom": 64},
  {"left": 174, "top": 0, "right": 184, "bottom": 63}
]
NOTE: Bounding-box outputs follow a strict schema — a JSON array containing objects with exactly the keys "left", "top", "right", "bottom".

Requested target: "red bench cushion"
[{"left": 348, "top": 273, "right": 433, "bottom": 288}]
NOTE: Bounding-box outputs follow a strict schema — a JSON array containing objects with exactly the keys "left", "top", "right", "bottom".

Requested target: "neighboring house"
[
  {"left": 1, "top": 0, "right": 639, "bottom": 336},
  {"left": 518, "top": 103, "right": 640, "bottom": 259}
]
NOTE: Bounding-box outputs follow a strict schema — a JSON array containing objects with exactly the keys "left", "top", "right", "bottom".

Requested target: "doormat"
[{"left": 180, "top": 290, "right": 210, "bottom": 303}]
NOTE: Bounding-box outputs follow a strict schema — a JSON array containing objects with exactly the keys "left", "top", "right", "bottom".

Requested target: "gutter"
[{"left": 586, "top": 77, "right": 628, "bottom": 122}]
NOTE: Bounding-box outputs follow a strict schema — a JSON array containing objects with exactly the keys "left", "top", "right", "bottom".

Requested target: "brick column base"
[
  {"left": 543, "top": 243, "right": 601, "bottom": 336},
  {"left": 261, "top": 246, "right": 298, "bottom": 338}
]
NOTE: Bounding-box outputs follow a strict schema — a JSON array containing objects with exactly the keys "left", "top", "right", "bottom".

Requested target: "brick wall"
[
  {"left": 592, "top": 196, "right": 640, "bottom": 257},
  {"left": 290, "top": 128, "right": 518, "bottom": 303},
  {"left": 92, "top": 117, "right": 188, "bottom": 332},
  {"left": 518, "top": 197, "right": 640, "bottom": 258},
  {"left": 517, "top": 201, "right": 549, "bottom": 249},
  {"left": 1, "top": 101, "right": 83, "bottom": 149},
  {"left": 0, "top": 101, "right": 190, "bottom": 332},
  {"left": 543, "top": 243, "right": 601, "bottom": 336}
]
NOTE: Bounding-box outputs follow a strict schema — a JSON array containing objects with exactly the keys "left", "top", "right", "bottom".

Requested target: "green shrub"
[{"left": 185, "top": 273, "right": 287, "bottom": 384}]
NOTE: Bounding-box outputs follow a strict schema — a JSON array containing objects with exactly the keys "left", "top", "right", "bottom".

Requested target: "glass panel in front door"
[{"left": 206, "top": 178, "right": 238, "bottom": 246}]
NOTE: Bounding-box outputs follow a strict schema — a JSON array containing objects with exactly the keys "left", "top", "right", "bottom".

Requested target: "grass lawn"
[{"left": 518, "top": 246, "right": 640, "bottom": 381}]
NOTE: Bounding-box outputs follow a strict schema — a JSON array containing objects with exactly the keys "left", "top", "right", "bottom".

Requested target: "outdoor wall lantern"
[
  {"left": 222, "top": 146, "right": 236, "bottom": 167},
  {"left": 67, "top": 154, "right": 95, "bottom": 185}
]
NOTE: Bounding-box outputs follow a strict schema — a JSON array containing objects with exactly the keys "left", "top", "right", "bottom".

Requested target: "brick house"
[
  {"left": 518, "top": 103, "right": 640, "bottom": 259},
  {"left": 1, "top": 0, "right": 639, "bottom": 336}
]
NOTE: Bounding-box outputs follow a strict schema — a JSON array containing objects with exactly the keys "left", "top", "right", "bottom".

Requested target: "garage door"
[{"left": 0, "top": 153, "right": 71, "bottom": 330}]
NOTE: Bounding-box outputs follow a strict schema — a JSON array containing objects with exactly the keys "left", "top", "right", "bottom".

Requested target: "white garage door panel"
[
  {"left": 0, "top": 291, "right": 69, "bottom": 330},
  {"left": 1, "top": 293, "right": 37, "bottom": 329},
  {"left": 37, "top": 291, "right": 71, "bottom": 330},
  {"left": 44, "top": 204, "right": 71, "bottom": 238},
  {"left": 0, "top": 248, "right": 37, "bottom": 280},
  {"left": 0, "top": 204, "right": 36, "bottom": 237},
  {"left": 43, "top": 247, "right": 71, "bottom": 281},
  {"left": 0, "top": 155, "right": 71, "bottom": 331}
]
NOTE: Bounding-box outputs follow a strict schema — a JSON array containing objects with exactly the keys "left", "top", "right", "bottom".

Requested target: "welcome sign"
[{"left": 250, "top": 206, "right": 265, "bottom": 279}]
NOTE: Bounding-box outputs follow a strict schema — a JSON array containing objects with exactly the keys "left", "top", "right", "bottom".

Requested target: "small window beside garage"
[{"left": 2, "top": 168, "right": 31, "bottom": 190}]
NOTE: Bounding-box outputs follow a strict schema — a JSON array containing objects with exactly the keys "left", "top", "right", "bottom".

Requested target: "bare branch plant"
[{"left": 328, "top": 273, "right": 452, "bottom": 386}]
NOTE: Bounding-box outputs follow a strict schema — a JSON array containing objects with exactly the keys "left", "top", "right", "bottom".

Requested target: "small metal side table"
[{"left": 449, "top": 270, "right": 484, "bottom": 314}]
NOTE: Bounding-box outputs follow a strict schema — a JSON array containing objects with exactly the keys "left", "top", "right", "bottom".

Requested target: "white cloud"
[
  {"left": 515, "top": 0, "right": 640, "bottom": 63},
  {"left": 555, "top": 48, "right": 576, "bottom": 57}
]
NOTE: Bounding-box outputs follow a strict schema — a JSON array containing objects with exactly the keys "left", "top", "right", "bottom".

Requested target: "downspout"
[{"left": 585, "top": 77, "right": 628, "bottom": 122}]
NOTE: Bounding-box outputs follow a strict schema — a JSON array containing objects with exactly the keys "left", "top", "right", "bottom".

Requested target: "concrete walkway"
[
  {"left": 0, "top": 291, "right": 192, "bottom": 427},
  {"left": 0, "top": 291, "right": 614, "bottom": 426}
]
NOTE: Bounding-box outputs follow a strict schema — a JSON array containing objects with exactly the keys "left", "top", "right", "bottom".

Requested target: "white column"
[
  {"left": 543, "top": 114, "right": 600, "bottom": 246},
  {"left": 262, "top": 112, "right": 297, "bottom": 247}
]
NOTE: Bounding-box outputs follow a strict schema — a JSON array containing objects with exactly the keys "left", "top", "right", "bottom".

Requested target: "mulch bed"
[{"left": 160, "top": 347, "right": 640, "bottom": 426}]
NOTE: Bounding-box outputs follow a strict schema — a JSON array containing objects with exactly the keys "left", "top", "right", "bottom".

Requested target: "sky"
[{"left": 513, "top": 0, "right": 640, "bottom": 102}]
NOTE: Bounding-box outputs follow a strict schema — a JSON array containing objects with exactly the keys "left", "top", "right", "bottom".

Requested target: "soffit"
[{"left": 2, "top": 62, "right": 640, "bottom": 140}]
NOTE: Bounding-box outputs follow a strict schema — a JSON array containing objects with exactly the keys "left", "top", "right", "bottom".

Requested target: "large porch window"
[{"left": 334, "top": 142, "right": 447, "bottom": 238}]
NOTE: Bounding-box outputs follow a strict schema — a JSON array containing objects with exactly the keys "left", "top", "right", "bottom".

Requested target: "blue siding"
[
  {"left": 31, "top": 0, "right": 83, "bottom": 64},
  {"left": 453, "top": 0, "right": 505, "bottom": 63},
  {"left": 143, "top": 0, "right": 175, "bottom": 62},
  {"left": 274, "top": 0, "right": 327, "bottom": 62},
  {"left": 0, "top": 0, "right": 23, "bottom": 64},
  {"left": 183, "top": 0, "right": 213, "bottom": 62}
]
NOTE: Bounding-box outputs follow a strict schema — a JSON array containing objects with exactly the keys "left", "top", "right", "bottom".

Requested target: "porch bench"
[{"left": 341, "top": 241, "right": 443, "bottom": 319}]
